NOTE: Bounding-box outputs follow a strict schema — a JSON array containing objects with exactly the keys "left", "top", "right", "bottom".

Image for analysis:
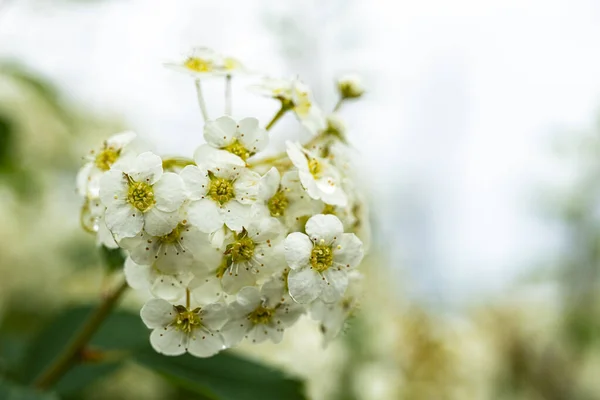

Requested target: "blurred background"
[{"left": 3, "top": 0, "right": 600, "bottom": 398}]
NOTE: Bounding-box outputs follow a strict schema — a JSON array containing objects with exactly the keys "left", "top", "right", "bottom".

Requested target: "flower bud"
[{"left": 336, "top": 73, "right": 364, "bottom": 99}]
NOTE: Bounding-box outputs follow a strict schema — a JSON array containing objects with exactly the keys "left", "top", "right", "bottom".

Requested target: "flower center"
[
  {"left": 127, "top": 180, "right": 155, "bottom": 212},
  {"left": 208, "top": 177, "right": 235, "bottom": 205},
  {"left": 95, "top": 147, "right": 120, "bottom": 171},
  {"left": 267, "top": 190, "right": 289, "bottom": 217},
  {"left": 310, "top": 244, "right": 333, "bottom": 272},
  {"left": 229, "top": 236, "right": 255, "bottom": 263},
  {"left": 308, "top": 158, "right": 322, "bottom": 179},
  {"left": 159, "top": 224, "right": 183, "bottom": 244},
  {"left": 223, "top": 139, "right": 251, "bottom": 161},
  {"left": 184, "top": 57, "right": 212, "bottom": 72},
  {"left": 172, "top": 306, "right": 201, "bottom": 334},
  {"left": 248, "top": 305, "right": 274, "bottom": 325}
]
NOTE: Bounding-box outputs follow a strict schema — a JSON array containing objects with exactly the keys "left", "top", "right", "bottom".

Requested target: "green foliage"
[
  {"left": 135, "top": 349, "right": 306, "bottom": 400},
  {"left": 21, "top": 307, "right": 147, "bottom": 396},
  {"left": 0, "top": 378, "right": 59, "bottom": 400},
  {"left": 99, "top": 245, "right": 126, "bottom": 273},
  {"left": 9, "top": 306, "right": 306, "bottom": 399}
]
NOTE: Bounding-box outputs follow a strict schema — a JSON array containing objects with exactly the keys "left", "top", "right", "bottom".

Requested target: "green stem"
[
  {"left": 33, "top": 279, "right": 129, "bottom": 390},
  {"left": 195, "top": 79, "right": 209, "bottom": 122},
  {"left": 265, "top": 104, "right": 289, "bottom": 131},
  {"left": 333, "top": 97, "right": 344, "bottom": 112},
  {"left": 225, "top": 74, "right": 232, "bottom": 116}
]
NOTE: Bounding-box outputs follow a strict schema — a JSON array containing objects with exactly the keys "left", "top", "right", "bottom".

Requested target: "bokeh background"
[{"left": 3, "top": 0, "right": 600, "bottom": 398}]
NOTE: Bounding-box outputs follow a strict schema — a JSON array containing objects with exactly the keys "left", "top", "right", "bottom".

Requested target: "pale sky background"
[{"left": 2, "top": 0, "right": 600, "bottom": 307}]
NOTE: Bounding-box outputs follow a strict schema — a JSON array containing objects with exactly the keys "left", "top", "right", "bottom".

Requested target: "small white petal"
[
  {"left": 194, "top": 144, "right": 245, "bottom": 168},
  {"left": 259, "top": 167, "right": 281, "bottom": 201},
  {"left": 187, "top": 199, "right": 223, "bottom": 233},
  {"left": 200, "top": 303, "right": 229, "bottom": 330},
  {"left": 286, "top": 141, "right": 309, "bottom": 171},
  {"left": 236, "top": 286, "right": 262, "bottom": 310},
  {"left": 221, "top": 201, "right": 251, "bottom": 231},
  {"left": 247, "top": 325, "right": 270, "bottom": 344},
  {"left": 153, "top": 172, "right": 186, "bottom": 212},
  {"left": 283, "top": 232, "right": 313, "bottom": 270},
  {"left": 288, "top": 267, "right": 322, "bottom": 304},
  {"left": 140, "top": 298, "right": 176, "bottom": 329},
  {"left": 332, "top": 233, "right": 364, "bottom": 268},
  {"left": 187, "top": 329, "right": 224, "bottom": 358},
  {"left": 155, "top": 243, "right": 194, "bottom": 274},
  {"left": 144, "top": 208, "right": 180, "bottom": 236},
  {"left": 105, "top": 202, "right": 143, "bottom": 239},
  {"left": 221, "top": 262, "right": 257, "bottom": 294},
  {"left": 106, "top": 130, "right": 136, "bottom": 148},
  {"left": 150, "top": 326, "right": 187, "bottom": 356},
  {"left": 305, "top": 214, "right": 344, "bottom": 244},
  {"left": 151, "top": 274, "right": 188, "bottom": 302},
  {"left": 220, "top": 318, "right": 251, "bottom": 347},
  {"left": 233, "top": 169, "right": 261, "bottom": 204},
  {"left": 129, "top": 152, "right": 163, "bottom": 184},
  {"left": 204, "top": 116, "right": 237, "bottom": 147},
  {"left": 99, "top": 169, "right": 128, "bottom": 207},
  {"left": 124, "top": 257, "right": 152, "bottom": 290},
  {"left": 190, "top": 275, "right": 226, "bottom": 305},
  {"left": 320, "top": 268, "right": 348, "bottom": 303},
  {"left": 180, "top": 165, "right": 209, "bottom": 200},
  {"left": 237, "top": 117, "right": 268, "bottom": 152}
]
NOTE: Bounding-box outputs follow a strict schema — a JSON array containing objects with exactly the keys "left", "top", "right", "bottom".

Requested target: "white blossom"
[
  {"left": 141, "top": 298, "right": 227, "bottom": 357},
  {"left": 180, "top": 158, "right": 260, "bottom": 233},
  {"left": 119, "top": 219, "right": 220, "bottom": 274},
  {"left": 249, "top": 77, "right": 326, "bottom": 134},
  {"left": 164, "top": 47, "right": 245, "bottom": 78},
  {"left": 99, "top": 152, "right": 186, "bottom": 239},
  {"left": 204, "top": 116, "right": 268, "bottom": 162},
  {"left": 124, "top": 257, "right": 193, "bottom": 302},
  {"left": 311, "top": 271, "right": 363, "bottom": 344},
  {"left": 220, "top": 278, "right": 304, "bottom": 346},
  {"left": 284, "top": 214, "right": 364, "bottom": 304},
  {"left": 337, "top": 73, "right": 365, "bottom": 99},
  {"left": 253, "top": 167, "right": 318, "bottom": 229},
  {"left": 286, "top": 141, "right": 347, "bottom": 206}
]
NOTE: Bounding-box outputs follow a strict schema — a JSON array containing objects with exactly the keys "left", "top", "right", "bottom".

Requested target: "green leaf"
[
  {"left": 0, "top": 378, "right": 60, "bottom": 400},
  {"left": 99, "top": 245, "right": 126, "bottom": 272},
  {"left": 135, "top": 348, "right": 306, "bottom": 400},
  {"left": 22, "top": 307, "right": 147, "bottom": 396}
]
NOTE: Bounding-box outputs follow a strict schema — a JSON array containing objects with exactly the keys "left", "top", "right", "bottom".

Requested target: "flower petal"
[
  {"left": 187, "top": 329, "right": 224, "bottom": 358},
  {"left": 99, "top": 169, "right": 128, "bottom": 207},
  {"left": 180, "top": 165, "right": 209, "bottom": 201},
  {"left": 194, "top": 144, "right": 245, "bottom": 168},
  {"left": 155, "top": 243, "right": 194, "bottom": 274},
  {"left": 221, "top": 262, "right": 257, "bottom": 294},
  {"left": 151, "top": 274, "right": 187, "bottom": 302},
  {"left": 154, "top": 172, "right": 186, "bottom": 212},
  {"left": 129, "top": 152, "right": 163, "bottom": 184},
  {"left": 332, "top": 233, "right": 364, "bottom": 269},
  {"left": 220, "top": 318, "right": 251, "bottom": 347},
  {"left": 221, "top": 201, "right": 251, "bottom": 231},
  {"left": 305, "top": 214, "right": 344, "bottom": 244},
  {"left": 106, "top": 130, "right": 136, "bottom": 148},
  {"left": 144, "top": 208, "right": 180, "bottom": 236},
  {"left": 200, "top": 303, "right": 229, "bottom": 330},
  {"left": 247, "top": 325, "right": 270, "bottom": 344},
  {"left": 204, "top": 116, "right": 237, "bottom": 147},
  {"left": 283, "top": 232, "right": 312, "bottom": 270},
  {"left": 186, "top": 199, "right": 223, "bottom": 233},
  {"left": 140, "top": 298, "right": 176, "bottom": 329},
  {"left": 286, "top": 141, "right": 308, "bottom": 171},
  {"left": 105, "top": 202, "right": 143, "bottom": 239},
  {"left": 233, "top": 169, "right": 261, "bottom": 204},
  {"left": 259, "top": 167, "right": 281, "bottom": 201},
  {"left": 124, "top": 257, "right": 152, "bottom": 290},
  {"left": 320, "top": 268, "right": 348, "bottom": 303},
  {"left": 288, "top": 267, "right": 322, "bottom": 304},
  {"left": 150, "top": 326, "right": 187, "bottom": 356},
  {"left": 190, "top": 275, "right": 228, "bottom": 305},
  {"left": 237, "top": 117, "right": 268, "bottom": 153},
  {"left": 236, "top": 286, "right": 262, "bottom": 310}
]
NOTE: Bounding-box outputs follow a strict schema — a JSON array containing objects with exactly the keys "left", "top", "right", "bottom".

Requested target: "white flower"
[
  {"left": 284, "top": 214, "right": 364, "bottom": 304},
  {"left": 180, "top": 158, "right": 260, "bottom": 233},
  {"left": 164, "top": 47, "right": 245, "bottom": 78},
  {"left": 315, "top": 201, "right": 357, "bottom": 233},
  {"left": 250, "top": 77, "right": 326, "bottom": 134},
  {"left": 80, "top": 197, "right": 119, "bottom": 249},
  {"left": 204, "top": 116, "right": 268, "bottom": 162},
  {"left": 124, "top": 257, "right": 193, "bottom": 302},
  {"left": 219, "top": 217, "right": 286, "bottom": 294},
  {"left": 220, "top": 279, "right": 304, "bottom": 346},
  {"left": 337, "top": 73, "right": 364, "bottom": 99},
  {"left": 253, "top": 167, "right": 318, "bottom": 228},
  {"left": 141, "top": 298, "right": 227, "bottom": 357},
  {"left": 99, "top": 152, "right": 186, "bottom": 239},
  {"left": 77, "top": 131, "right": 137, "bottom": 198},
  {"left": 286, "top": 141, "right": 347, "bottom": 206},
  {"left": 119, "top": 219, "right": 220, "bottom": 274},
  {"left": 311, "top": 271, "right": 363, "bottom": 344}
]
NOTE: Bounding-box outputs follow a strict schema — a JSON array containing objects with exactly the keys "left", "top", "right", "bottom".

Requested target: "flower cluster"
[{"left": 76, "top": 47, "right": 368, "bottom": 357}]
